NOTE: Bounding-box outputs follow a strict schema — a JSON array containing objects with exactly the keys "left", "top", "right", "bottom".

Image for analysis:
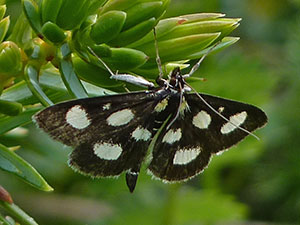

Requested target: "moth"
[{"left": 33, "top": 44, "right": 267, "bottom": 193}]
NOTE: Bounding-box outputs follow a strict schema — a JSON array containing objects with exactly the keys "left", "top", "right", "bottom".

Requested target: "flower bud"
[
  {"left": 90, "top": 10, "right": 127, "bottom": 44},
  {"left": 0, "top": 185, "right": 13, "bottom": 204},
  {"left": 0, "top": 41, "right": 22, "bottom": 77},
  {"left": 42, "top": 21, "right": 67, "bottom": 43}
]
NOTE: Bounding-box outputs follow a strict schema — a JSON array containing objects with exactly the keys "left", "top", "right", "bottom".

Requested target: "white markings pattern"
[
  {"left": 173, "top": 148, "right": 201, "bottom": 165},
  {"left": 65, "top": 105, "right": 90, "bottom": 129},
  {"left": 218, "top": 106, "right": 225, "bottom": 113},
  {"left": 162, "top": 128, "right": 182, "bottom": 144},
  {"left": 132, "top": 126, "right": 152, "bottom": 141},
  {"left": 192, "top": 110, "right": 211, "bottom": 129},
  {"left": 93, "top": 142, "right": 122, "bottom": 160},
  {"left": 106, "top": 109, "right": 134, "bottom": 126},
  {"left": 179, "top": 97, "right": 190, "bottom": 115},
  {"left": 154, "top": 98, "right": 168, "bottom": 112},
  {"left": 103, "top": 103, "right": 111, "bottom": 110},
  {"left": 221, "top": 111, "right": 247, "bottom": 134}
]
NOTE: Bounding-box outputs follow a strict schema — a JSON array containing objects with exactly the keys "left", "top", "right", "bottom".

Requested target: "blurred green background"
[{"left": 1, "top": 0, "right": 300, "bottom": 224}]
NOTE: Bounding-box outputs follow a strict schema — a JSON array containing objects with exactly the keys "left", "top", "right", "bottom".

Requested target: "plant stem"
[
  {"left": 0, "top": 201, "right": 38, "bottom": 225},
  {"left": 0, "top": 213, "right": 12, "bottom": 225}
]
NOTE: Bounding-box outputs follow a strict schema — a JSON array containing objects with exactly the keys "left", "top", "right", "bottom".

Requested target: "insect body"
[{"left": 33, "top": 65, "right": 267, "bottom": 192}]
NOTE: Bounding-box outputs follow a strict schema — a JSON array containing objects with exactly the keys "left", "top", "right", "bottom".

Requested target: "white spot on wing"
[
  {"left": 107, "top": 109, "right": 134, "bottom": 126},
  {"left": 179, "top": 97, "right": 190, "bottom": 115},
  {"left": 103, "top": 103, "right": 111, "bottom": 110},
  {"left": 154, "top": 98, "right": 168, "bottom": 112},
  {"left": 218, "top": 106, "right": 224, "bottom": 113},
  {"left": 192, "top": 110, "right": 211, "bottom": 129},
  {"left": 93, "top": 142, "right": 122, "bottom": 160},
  {"left": 132, "top": 126, "right": 152, "bottom": 141},
  {"left": 173, "top": 148, "right": 201, "bottom": 165},
  {"left": 221, "top": 111, "right": 247, "bottom": 134},
  {"left": 66, "top": 105, "right": 90, "bottom": 129},
  {"left": 162, "top": 128, "right": 182, "bottom": 144}
]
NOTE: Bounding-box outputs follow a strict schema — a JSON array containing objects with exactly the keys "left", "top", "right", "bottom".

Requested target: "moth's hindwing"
[
  {"left": 148, "top": 93, "right": 268, "bottom": 182},
  {"left": 34, "top": 91, "right": 161, "bottom": 180}
]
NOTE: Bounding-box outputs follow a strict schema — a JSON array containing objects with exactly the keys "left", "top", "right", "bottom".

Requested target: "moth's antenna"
[
  {"left": 153, "top": 28, "right": 164, "bottom": 80},
  {"left": 181, "top": 42, "right": 259, "bottom": 139},
  {"left": 166, "top": 82, "right": 184, "bottom": 130},
  {"left": 184, "top": 81, "right": 259, "bottom": 140},
  {"left": 87, "top": 46, "right": 116, "bottom": 77},
  {"left": 183, "top": 41, "right": 220, "bottom": 79}
]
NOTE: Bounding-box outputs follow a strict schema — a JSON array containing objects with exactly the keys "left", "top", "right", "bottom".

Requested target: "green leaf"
[
  {"left": 0, "top": 107, "right": 41, "bottom": 135},
  {"left": 0, "top": 100, "right": 23, "bottom": 116},
  {"left": 7, "top": 14, "right": 32, "bottom": 48},
  {"left": 109, "top": 17, "right": 156, "bottom": 47},
  {"left": 129, "top": 13, "right": 226, "bottom": 48},
  {"left": 0, "top": 5, "right": 6, "bottom": 20},
  {"left": 90, "top": 10, "right": 127, "bottom": 45},
  {"left": 178, "top": 12, "right": 226, "bottom": 23},
  {"left": 0, "top": 68, "right": 113, "bottom": 106},
  {"left": 41, "top": 0, "right": 63, "bottom": 24},
  {"left": 0, "top": 214, "right": 11, "bottom": 225},
  {"left": 56, "top": 0, "right": 90, "bottom": 30},
  {"left": 57, "top": 43, "right": 88, "bottom": 99},
  {"left": 186, "top": 36, "right": 240, "bottom": 59},
  {"left": 100, "top": 0, "right": 137, "bottom": 14},
  {"left": 103, "top": 47, "right": 148, "bottom": 70},
  {"left": 0, "top": 143, "right": 53, "bottom": 191},
  {"left": 73, "top": 55, "right": 121, "bottom": 88},
  {"left": 41, "top": 21, "right": 66, "bottom": 43},
  {"left": 0, "top": 201, "right": 39, "bottom": 225},
  {"left": 24, "top": 64, "right": 53, "bottom": 106},
  {"left": 158, "top": 18, "right": 240, "bottom": 41},
  {"left": 0, "top": 17, "right": 10, "bottom": 43},
  {"left": 59, "top": 59, "right": 89, "bottom": 99},
  {"left": 122, "top": 1, "right": 163, "bottom": 30},
  {"left": 138, "top": 33, "right": 220, "bottom": 62},
  {"left": 22, "top": 0, "right": 42, "bottom": 34}
]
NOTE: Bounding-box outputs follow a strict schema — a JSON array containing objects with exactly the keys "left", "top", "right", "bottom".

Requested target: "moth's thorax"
[{"left": 168, "top": 67, "right": 185, "bottom": 91}]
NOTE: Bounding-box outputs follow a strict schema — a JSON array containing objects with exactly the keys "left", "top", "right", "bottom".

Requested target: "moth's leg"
[
  {"left": 166, "top": 82, "right": 184, "bottom": 130},
  {"left": 182, "top": 41, "right": 220, "bottom": 79},
  {"left": 87, "top": 47, "right": 155, "bottom": 88}
]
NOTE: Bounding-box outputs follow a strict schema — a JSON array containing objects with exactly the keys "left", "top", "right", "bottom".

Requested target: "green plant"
[{"left": 0, "top": 0, "right": 240, "bottom": 223}]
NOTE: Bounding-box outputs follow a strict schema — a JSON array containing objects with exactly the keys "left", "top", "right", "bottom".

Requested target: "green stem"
[
  {"left": 0, "top": 201, "right": 38, "bottom": 225},
  {"left": 0, "top": 213, "right": 12, "bottom": 225}
]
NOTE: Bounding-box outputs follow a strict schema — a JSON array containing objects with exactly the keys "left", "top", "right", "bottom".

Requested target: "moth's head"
[{"left": 168, "top": 67, "right": 189, "bottom": 92}]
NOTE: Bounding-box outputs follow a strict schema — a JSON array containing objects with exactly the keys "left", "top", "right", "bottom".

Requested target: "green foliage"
[
  {"left": 0, "top": 143, "right": 52, "bottom": 191},
  {"left": 0, "top": 0, "right": 241, "bottom": 223},
  {"left": 0, "top": 0, "right": 297, "bottom": 224}
]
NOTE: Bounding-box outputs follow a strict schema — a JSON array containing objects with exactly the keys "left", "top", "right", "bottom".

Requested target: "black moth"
[{"left": 33, "top": 46, "right": 267, "bottom": 193}]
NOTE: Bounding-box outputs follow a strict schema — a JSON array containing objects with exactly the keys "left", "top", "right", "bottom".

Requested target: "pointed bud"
[
  {"left": 41, "top": 21, "right": 67, "bottom": 43},
  {"left": 0, "top": 41, "right": 22, "bottom": 77},
  {"left": 0, "top": 185, "right": 13, "bottom": 204},
  {"left": 90, "top": 10, "right": 127, "bottom": 44},
  {"left": 0, "top": 5, "right": 6, "bottom": 20}
]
